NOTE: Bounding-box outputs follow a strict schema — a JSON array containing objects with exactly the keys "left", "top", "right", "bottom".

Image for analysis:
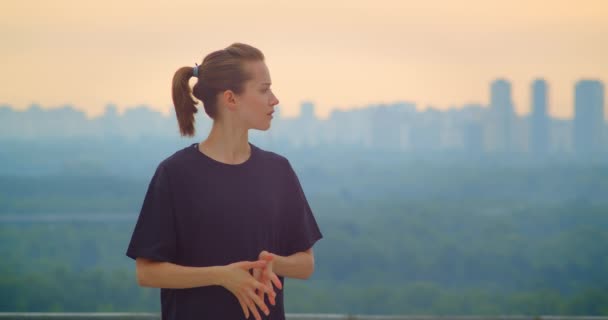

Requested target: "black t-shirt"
[{"left": 126, "top": 142, "right": 323, "bottom": 320}]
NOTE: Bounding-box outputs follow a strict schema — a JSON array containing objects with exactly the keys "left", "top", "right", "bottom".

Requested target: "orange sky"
[{"left": 1, "top": 0, "right": 607, "bottom": 119}]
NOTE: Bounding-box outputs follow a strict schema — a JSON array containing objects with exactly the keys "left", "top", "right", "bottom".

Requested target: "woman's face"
[{"left": 235, "top": 60, "right": 280, "bottom": 131}]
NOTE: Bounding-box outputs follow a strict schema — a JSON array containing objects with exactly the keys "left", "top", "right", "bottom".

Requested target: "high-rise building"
[
  {"left": 370, "top": 104, "right": 402, "bottom": 150},
  {"left": 463, "top": 122, "right": 483, "bottom": 154},
  {"left": 573, "top": 80, "right": 605, "bottom": 154},
  {"left": 530, "top": 79, "right": 550, "bottom": 155},
  {"left": 299, "top": 101, "right": 315, "bottom": 120},
  {"left": 294, "top": 101, "right": 318, "bottom": 146},
  {"left": 488, "top": 79, "right": 515, "bottom": 152}
]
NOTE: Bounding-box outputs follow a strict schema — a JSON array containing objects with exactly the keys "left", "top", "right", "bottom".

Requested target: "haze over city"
[{"left": 2, "top": 0, "right": 607, "bottom": 119}]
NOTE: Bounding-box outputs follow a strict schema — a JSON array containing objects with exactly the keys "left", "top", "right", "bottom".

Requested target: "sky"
[{"left": 1, "top": 0, "right": 607, "bottom": 120}]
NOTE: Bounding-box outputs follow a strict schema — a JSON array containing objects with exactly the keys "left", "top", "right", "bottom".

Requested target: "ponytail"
[{"left": 171, "top": 66, "right": 198, "bottom": 137}]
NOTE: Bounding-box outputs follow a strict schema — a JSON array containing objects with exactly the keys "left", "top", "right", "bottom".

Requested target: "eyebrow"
[{"left": 261, "top": 82, "right": 272, "bottom": 86}]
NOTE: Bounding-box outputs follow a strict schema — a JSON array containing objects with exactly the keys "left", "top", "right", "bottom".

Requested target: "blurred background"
[{"left": 1, "top": 0, "right": 608, "bottom": 316}]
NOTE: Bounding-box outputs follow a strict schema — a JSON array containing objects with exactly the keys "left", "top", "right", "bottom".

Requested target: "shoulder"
[
  {"left": 154, "top": 143, "right": 197, "bottom": 175},
  {"left": 252, "top": 143, "right": 292, "bottom": 170},
  {"left": 251, "top": 144, "right": 302, "bottom": 187}
]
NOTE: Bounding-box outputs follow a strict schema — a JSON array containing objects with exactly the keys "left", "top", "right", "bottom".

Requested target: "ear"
[{"left": 222, "top": 90, "right": 238, "bottom": 111}]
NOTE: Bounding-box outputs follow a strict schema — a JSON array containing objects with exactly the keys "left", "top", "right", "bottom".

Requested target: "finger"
[
  {"left": 257, "top": 273, "right": 265, "bottom": 301},
  {"left": 252, "top": 269, "right": 261, "bottom": 295},
  {"left": 236, "top": 293, "right": 250, "bottom": 319},
  {"left": 270, "top": 273, "right": 282, "bottom": 290},
  {"left": 247, "top": 288, "right": 269, "bottom": 316},
  {"left": 264, "top": 279, "right": 276, "bottom": 306},
  {"left": 242, "top": 260, "right": 267, "bottom": 270},
  {"left": 252, "top": 268, "right": 261, "bottom": 281},
  {"left": 263, "top": 278, "right": 276, "bottom": 298},
  {"left": 259, "top": 280, "right": 275, "bottom": 296},
  {"left": 260, "top": 272, "right": 272, "bottom": 290},
  {"left": 252, "top": 274, "right": 274, "bottom": 295},
  {"left": 244, "top": 296, "right": 262, "bottom": 320}
]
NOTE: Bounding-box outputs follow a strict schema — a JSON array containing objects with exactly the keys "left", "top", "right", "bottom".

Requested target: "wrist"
[
  {"left": 210, "top": 265, "right": 226, "bottom": 287},
  {"left": 260, "top": 250, "right": 279, "bottom": 261},
  {"left": 268, "top": 252, "right": 278, "bottom": 261},
  {"left": 271, "top": 254, "right": 284, "bottom": 276}
]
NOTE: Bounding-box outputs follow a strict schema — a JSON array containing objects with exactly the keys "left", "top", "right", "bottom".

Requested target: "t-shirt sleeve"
[
  {"left": 125, "top": 162, "right": 177, "bottom": 262},
  {"left": 280, "top": 160, "right": 323, "bottom": 257}
]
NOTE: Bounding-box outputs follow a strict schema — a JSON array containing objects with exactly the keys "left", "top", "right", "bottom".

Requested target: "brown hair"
[{"left": 171, "top": 43, "right": 265, "bottom": 136}]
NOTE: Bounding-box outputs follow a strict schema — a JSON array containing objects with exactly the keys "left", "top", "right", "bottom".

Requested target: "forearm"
[
  {"left": 136, "top": 258, "right": 224, "bottom": 289},
  {"left": 272, "top": 251, "right": 314, "bottom": 280}
]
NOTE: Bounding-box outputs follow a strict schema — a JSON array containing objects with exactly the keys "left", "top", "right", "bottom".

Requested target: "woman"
[{"left": 126, "top": 43, "right": 323, "bottom": 320}]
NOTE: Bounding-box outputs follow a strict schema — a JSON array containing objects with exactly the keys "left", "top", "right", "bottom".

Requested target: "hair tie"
[{"left": 192, "top": 63, "right": 199, "bottom": 78}]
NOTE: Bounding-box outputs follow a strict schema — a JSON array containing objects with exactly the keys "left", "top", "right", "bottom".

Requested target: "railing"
[{"left": 0, "top": 314, "right": 607, "bottom": 320}]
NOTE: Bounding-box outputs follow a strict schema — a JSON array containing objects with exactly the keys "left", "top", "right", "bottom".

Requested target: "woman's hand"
[
  {"left": 219, "top": 259, "right": 276, "bottom": 320},
  {"left": 252, "top": 251, "right": 283, "bottom": 306}
]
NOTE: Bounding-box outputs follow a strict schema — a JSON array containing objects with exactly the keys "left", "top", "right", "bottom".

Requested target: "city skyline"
[
  {"left": 2, "top": 77, "right": 605, "bottom": 121},
  {"left": 2, "top": 78, "right": 605, "bottom": 156},
  {"left": 2, "top": 0, "right": 607, "bottom": 119}
]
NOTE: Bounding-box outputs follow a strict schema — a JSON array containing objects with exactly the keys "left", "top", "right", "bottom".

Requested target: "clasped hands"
[{"left": 221, "top": 250, "right": 283, "bottom": 320}]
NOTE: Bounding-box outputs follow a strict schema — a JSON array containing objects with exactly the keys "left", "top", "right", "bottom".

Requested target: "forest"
[{"left": 1, "top": 142, "right": 607, "bottom": 315}]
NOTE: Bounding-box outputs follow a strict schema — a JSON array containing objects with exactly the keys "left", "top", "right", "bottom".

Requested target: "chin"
[{"left": 252, "top": 123, "right": 271, "bottom": 131}]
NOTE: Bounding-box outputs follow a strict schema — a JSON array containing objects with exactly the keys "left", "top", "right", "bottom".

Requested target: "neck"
[{"left": 199, "top": 119, "right": 251, "bottom": 165}]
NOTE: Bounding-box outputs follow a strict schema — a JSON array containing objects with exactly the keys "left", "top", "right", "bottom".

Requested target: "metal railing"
[{"left": 1, "top": 314, "right": 607, "bottom": 320}]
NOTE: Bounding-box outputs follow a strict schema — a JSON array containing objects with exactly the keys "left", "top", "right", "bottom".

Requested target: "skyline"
[
  {"left": 3, "top": 79, "right": 606, "bottom": 157},
  {"left": 2, "top": 77, "right": 604, "bottom": 122},
  {"left": 2, "top": 0, "right": 608, "bottom": 119}
]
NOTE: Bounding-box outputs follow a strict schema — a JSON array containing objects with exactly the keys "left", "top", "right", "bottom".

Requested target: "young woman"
[{"left": 126, "top": 43, "right": 323, "bottom": 320}]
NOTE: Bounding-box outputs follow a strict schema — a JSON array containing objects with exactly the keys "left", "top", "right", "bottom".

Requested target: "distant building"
[
  {"left": 530, "top": 79, "right": 550, "bottom": 155},
  {"left": 409, "top": 107, "right": 441, "bottom": 152},
  {"left": 573, "top": 80, "right": 605, "bottom": 154},
  {"left": 299, "top": 101, "right": 316, "bottom": 121},
  {"left": 457, "top": 104, "right": 486, "bottom": 154},
  {"left": 488, "top": 79, "right": 515, "bottom": 152},
  {"left": 463, "top": 122, "right": 483, "bottom": 153},
  {"left": 293, "top": 101, "right": 318, "bottom": 147},
  {"left": 370, "top": 104, "right": 402, "bottom": 150}
]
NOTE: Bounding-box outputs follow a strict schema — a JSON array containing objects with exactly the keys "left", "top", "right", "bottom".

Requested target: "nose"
[{"left": 271, "top": 93, "right": 279, "bottom": 106}]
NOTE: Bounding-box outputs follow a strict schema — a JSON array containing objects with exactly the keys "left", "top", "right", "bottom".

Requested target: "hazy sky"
[{"left": 2, "top": 0, "right": 607, "bottom": 119}]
